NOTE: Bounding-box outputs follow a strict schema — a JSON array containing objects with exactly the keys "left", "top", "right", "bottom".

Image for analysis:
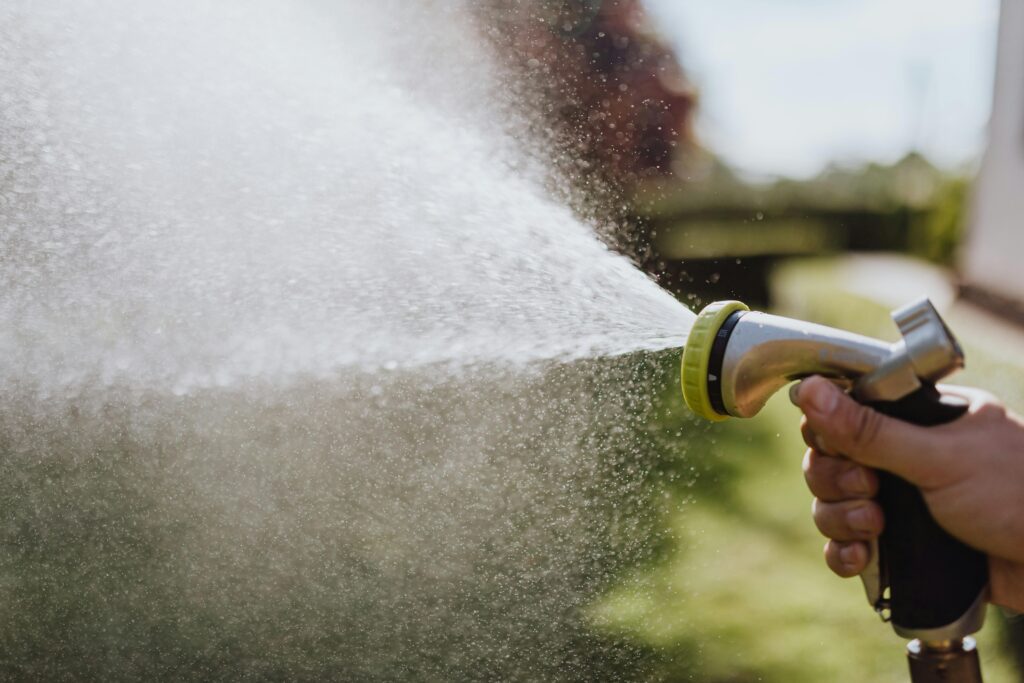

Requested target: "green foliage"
[
  {"left": 910, "top": 177, "right": 970, "bottom": 266},
  {"left": 635, "top": 152, "right": 974, "bottom": 270}
]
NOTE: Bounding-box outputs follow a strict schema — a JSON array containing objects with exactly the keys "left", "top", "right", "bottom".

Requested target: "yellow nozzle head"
[{"left": 681, "top": 300, "right": 749, "bottom": 421}]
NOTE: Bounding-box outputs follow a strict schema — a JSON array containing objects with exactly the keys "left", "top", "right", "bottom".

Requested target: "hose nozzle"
[
  {"left": 681, "top": 298, "right": 963, "bottom": 420},
  {"left": 680, "top": 298, "right": 989, "bottom": 655}
]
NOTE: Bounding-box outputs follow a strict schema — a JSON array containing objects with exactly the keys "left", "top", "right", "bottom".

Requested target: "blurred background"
[
  {"left": 485, "top": 0, "right": 1024, "bottom": 680},
  {"left": 487, "top": 0, "right": 1010, "bottom": 308}
]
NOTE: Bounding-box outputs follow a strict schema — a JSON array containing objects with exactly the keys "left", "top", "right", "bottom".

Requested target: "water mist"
[{"left": 0, "top": 0, "right": 697, "bottom": 679}]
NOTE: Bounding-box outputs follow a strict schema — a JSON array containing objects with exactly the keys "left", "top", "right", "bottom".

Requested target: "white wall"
[{"left": 963, "top": 0, "right": 1024, "bottom": 301}]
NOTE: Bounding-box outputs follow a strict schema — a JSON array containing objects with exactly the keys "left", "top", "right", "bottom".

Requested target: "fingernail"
[
  {"left": 839, "top": 467, "right": 870, "bottom": 495},
  {"left": 848, "top": 505, "right": 875, "bottom": 534},
  {"left": 807, "top": 381, "right": 839, "bottom": 415},
  {"left": 839, "top": 543, "right": 859, "bottom": 566}
]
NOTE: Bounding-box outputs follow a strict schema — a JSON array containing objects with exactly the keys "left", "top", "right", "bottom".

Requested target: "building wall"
[{"left": 962, "top": 0, "right": 1024, "bottom": 303}]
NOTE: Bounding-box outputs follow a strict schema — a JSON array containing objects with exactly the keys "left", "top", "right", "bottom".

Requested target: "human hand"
[{"left": 794, "top": 376, "right": 1024, "bottom": 612}]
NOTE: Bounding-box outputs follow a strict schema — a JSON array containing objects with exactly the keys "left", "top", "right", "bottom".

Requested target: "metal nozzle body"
[
  {"left": 719, "top": 312, "right": 889, "bottom": 417},
  {"left": 717, "top": 298, "right": 963, "bottom": 419}
]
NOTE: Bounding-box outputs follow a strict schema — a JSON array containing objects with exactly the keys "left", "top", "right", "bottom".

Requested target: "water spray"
[{"left": 681, "top": 298, "right": 987, "bottom": 683}]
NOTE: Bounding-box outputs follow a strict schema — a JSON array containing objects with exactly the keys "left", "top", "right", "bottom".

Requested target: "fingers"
[
  {"left": 794, "top": 376, "right": 952, "bottom": 486},
  {"left": 824, "top": 540, "right": 870, "bottom": 578},
  {"left": 802, "top": 449, "right": 878, "bottom": 502},
  {"left": 800, "top": 417, "right": 830, "bottom": 454},
  {"left": 812, "top": 498, "right": 883, "bottom": 540}
]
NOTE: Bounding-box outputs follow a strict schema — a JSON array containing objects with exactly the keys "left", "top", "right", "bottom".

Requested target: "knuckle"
[
  {"left": 802, "top": 449, "right": 815, "bottom": 476},
  {"left": 804, "top": 453, "right": 848, "bottom": 501},
  {"left": 824, "top": 541, "right": 852, "bottom": 577},
  {"left": 849, "top": 405, "right": 883, "bottom": 455},
  {"left": 823, "top": 541, "right": 837, "bottom": 568},
  {"left": 854, "top": 465, "right": 879, "bottom": 497},
  {"left": 811, "top": 500, "right": 834, "bottom": 536},
  {"left": 857, "top": 501, "right": 884, "bottom": 535},
  {"left": 800, "top": 421, "right": 818, "bottom": 450}
]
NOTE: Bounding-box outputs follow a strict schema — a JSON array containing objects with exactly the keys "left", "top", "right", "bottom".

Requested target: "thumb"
[{"left": 795, "top": 376, "right": 948, "bottom": 486}]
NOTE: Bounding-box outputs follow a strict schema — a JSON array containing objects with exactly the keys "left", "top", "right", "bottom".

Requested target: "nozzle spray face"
[
  {"left": 680, "top": 300, "right": 749, "bottom": 421},
  {"left": 680, "top": 298, "right": 963, "bottom": 420}
]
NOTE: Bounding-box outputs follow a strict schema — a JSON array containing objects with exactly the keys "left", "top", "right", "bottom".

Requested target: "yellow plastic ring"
[{"left": 681, "top": 300, "right": 749, "bottom": 421}]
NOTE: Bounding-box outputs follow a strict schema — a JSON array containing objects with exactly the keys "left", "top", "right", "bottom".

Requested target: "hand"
[{"left": 794, "top": 376, "right": 1024, "bottom": 612}]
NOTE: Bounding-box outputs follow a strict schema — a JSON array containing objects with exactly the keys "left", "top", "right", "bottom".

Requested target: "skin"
[{"left": 793, "top": 375, "right": 1024, "bottom": 612}]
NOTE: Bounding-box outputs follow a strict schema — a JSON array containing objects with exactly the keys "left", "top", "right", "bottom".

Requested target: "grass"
[{"left": 590, "top": 256, "right": 1024, "bottom": 682}]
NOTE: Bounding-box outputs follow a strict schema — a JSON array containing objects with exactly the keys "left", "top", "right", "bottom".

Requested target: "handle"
[{"left": 866, "top": 384, "right": 988, "bottom": 635}]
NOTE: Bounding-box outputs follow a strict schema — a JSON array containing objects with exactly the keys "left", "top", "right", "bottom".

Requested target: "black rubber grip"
[{"left": 866, "top": 384, "right": 988, "bottom": 632}]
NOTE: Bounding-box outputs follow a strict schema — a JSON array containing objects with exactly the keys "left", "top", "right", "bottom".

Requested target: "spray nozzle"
[
  {"left": 681, "top": 298, "right": 990, "bottom": 678},
  {"left": 681, "top": 298, "right": 964, "bottom": 420}
]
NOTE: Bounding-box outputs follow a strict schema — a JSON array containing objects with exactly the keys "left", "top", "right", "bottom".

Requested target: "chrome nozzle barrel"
[
  {"left": 684, "top": 297, "right": 964, "bottom": 420},
  {"left": 719, "top": 311, "right": 890, "bottom": 417}
]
